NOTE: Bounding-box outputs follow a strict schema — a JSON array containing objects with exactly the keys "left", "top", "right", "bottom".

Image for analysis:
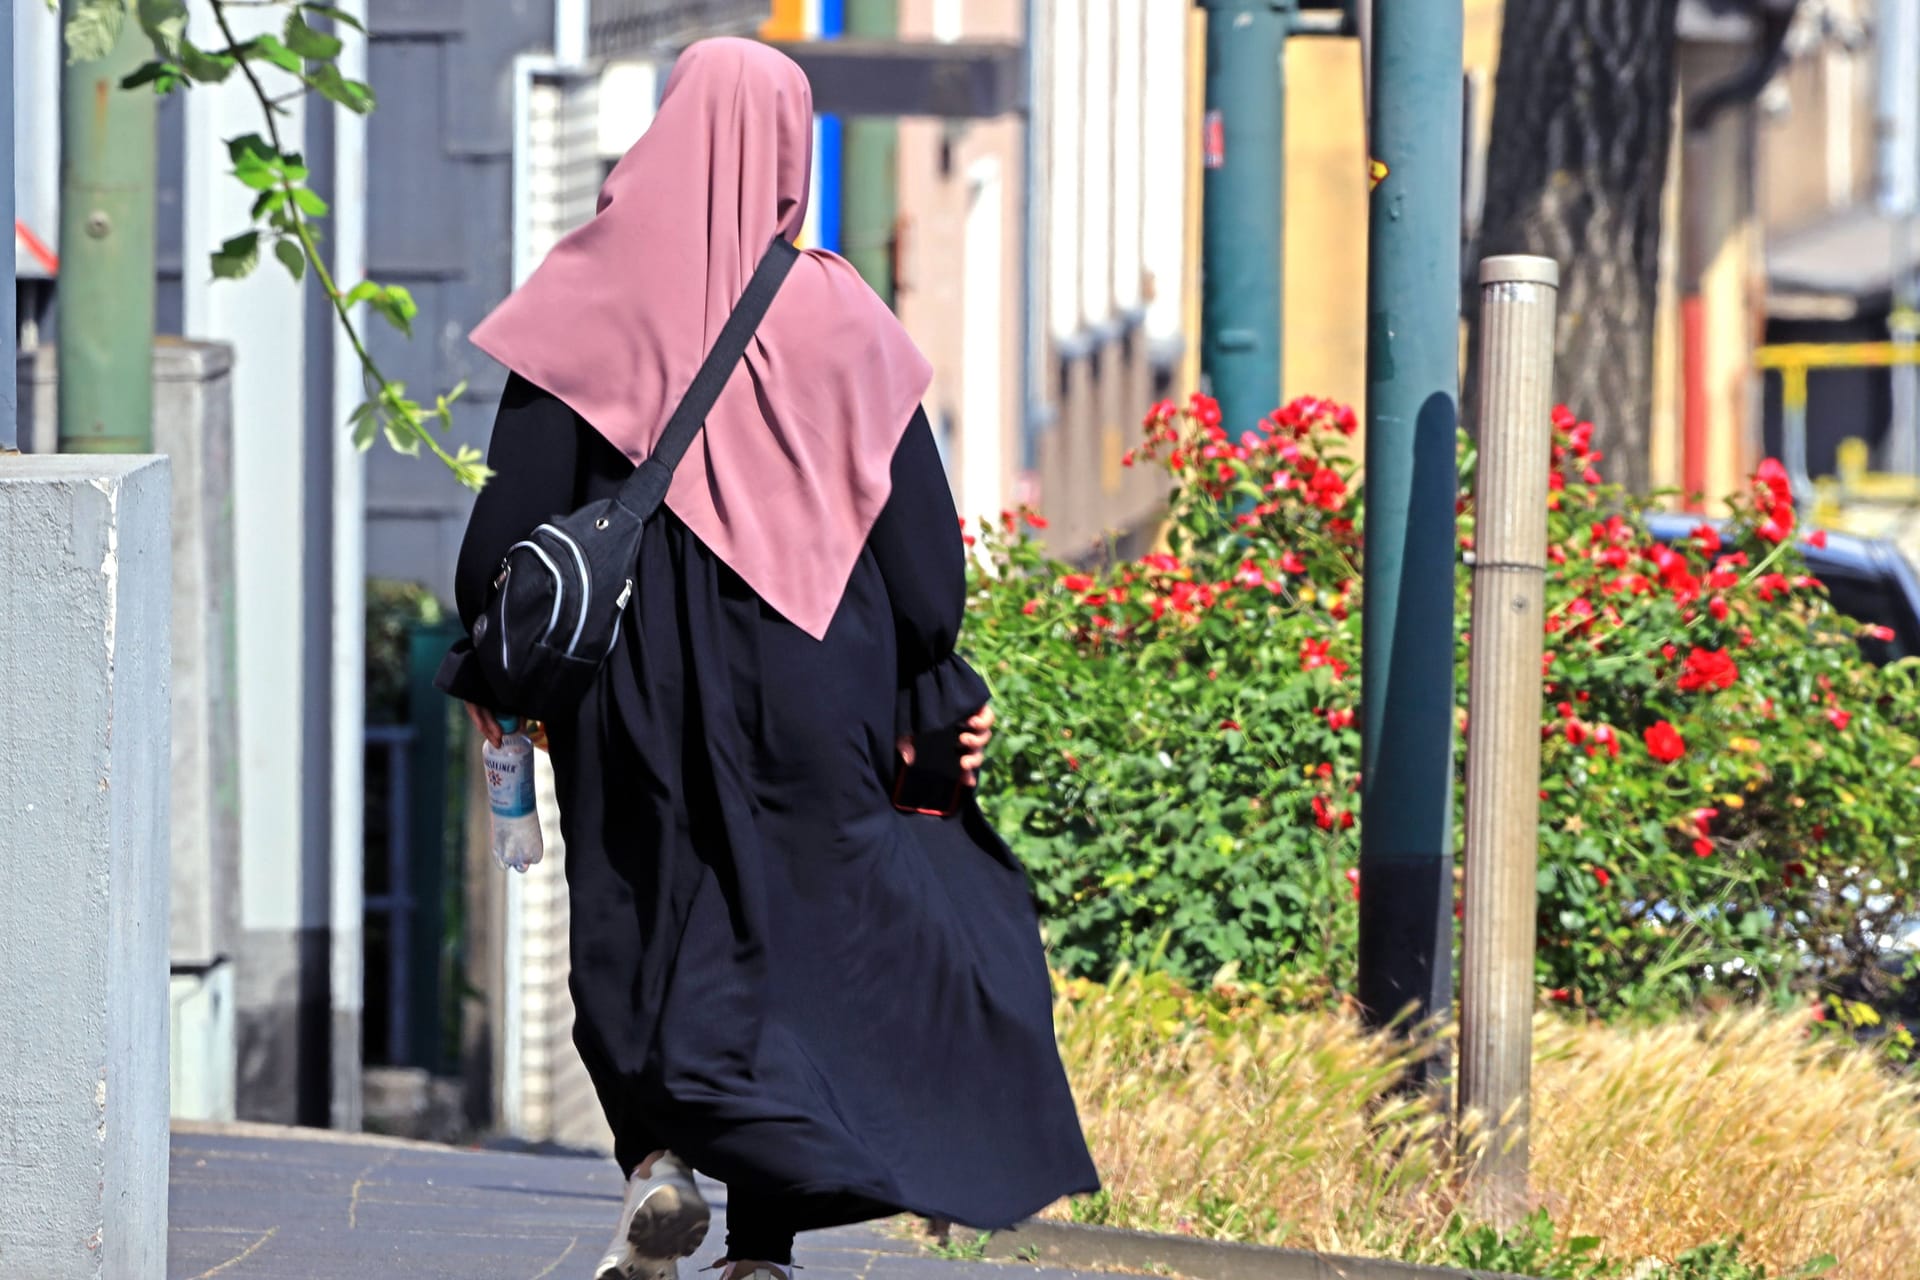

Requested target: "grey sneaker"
[{"left": 592, "top": 1154, "right": 712, "bottom": 1280}]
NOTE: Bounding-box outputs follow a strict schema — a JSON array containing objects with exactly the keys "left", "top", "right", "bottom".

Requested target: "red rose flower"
[
  {"left": 1692, "top": 523, "right": 1723, "bottom": 557},
  {"left": 1678, "top": 647, "right": 1739, "bottom": 693},
  {"left": 1827, "top": 706, "right": 1853, "bottom": 731},
  {"left": 1022, "top": 599, "right": 1041, "bottom": 616},
  {"left": 1327, "top": 708, "right": 1355, "bottom": 732},
  {"left": 1060, "top": 573, "right": 1096, "bottom": 594},
  {"left": 1644, "top": 720, "right": 1687, "bottom": 763},
  {"left": 1593, "top": 866, "right": 1612, "bottom": 888}
]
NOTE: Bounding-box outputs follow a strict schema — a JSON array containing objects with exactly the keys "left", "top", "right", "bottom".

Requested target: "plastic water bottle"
[{"left": 483, "top": 716, "right": 544, "bottom": 873}]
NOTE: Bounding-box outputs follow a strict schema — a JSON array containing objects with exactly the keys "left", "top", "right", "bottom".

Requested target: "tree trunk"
[{"left": 1472, "top": 0, "right": 1683, "bottom": 495}]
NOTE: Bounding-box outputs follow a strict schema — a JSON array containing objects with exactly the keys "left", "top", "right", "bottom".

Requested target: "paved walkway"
[{"left": 169, "top": 1126, "right": 1104, "bottom": 1280}]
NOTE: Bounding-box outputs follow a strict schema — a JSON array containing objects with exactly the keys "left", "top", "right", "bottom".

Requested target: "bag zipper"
[
  {"left": 508, "top": 539, "right": 567, "bottom": 646},
  {"left": 537, "top": 523, "right": 594, "bottom": 657}
]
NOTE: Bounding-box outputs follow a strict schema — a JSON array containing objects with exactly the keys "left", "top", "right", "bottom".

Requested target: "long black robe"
[{"left": 445, "top": 374, "right": 1098, "bottom": 1234}]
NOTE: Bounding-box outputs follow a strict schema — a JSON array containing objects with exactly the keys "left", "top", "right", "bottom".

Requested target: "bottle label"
[{"left": 486, "top": 748, "right": 536, "bottom": 820}]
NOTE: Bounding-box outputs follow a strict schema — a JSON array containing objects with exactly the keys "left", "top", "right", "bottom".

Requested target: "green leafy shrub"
[{"left": 966, "top": 395, "right": 1920, "bottom": 1014}]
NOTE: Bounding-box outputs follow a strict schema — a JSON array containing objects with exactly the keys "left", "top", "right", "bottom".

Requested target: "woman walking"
[{"left": 440, "top": 37, "right": 1097, "bottom": 1280}]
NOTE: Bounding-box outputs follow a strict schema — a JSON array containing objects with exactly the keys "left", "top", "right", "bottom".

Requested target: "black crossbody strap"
[{"left": 615, "top": 238, "right": 801, "bottom": 515}]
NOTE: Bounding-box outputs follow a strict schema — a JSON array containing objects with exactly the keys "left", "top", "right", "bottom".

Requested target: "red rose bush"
[{"left": 964, "top": 395, "right": 1920, "bottom": 1014}]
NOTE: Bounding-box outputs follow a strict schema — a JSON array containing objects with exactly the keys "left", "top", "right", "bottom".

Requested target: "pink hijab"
[{"left": 470, "top": 38, "right": 934, "bottom": 641}]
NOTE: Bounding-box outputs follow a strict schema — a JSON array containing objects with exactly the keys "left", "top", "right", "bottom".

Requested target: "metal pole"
[
  {"left": 1878, "top": 0, "right": 1919, "bottom": 474},
  {"left": 1357, "top": 0, "right": 1464, "bottom": 1040},
  {"left": 57, "top": 1, "right": 156, "bottom": 454},
  {"left": 3, "top": 0, "right": 16, "bottom": 455},
  {"left": 842, "top": 0, "right": 898, "bottom": 305},
  {"left": 1458, "top": 255, "right": 1559, "bottom": 1224},
  {"left": 1197, "top": 0, "right": 1288, "bottom": 437}
]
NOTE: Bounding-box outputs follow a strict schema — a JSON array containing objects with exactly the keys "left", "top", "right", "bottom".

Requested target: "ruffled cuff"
[
  {"left": 434, "top": 636, "right": 501, "bottom": 708},
  {"left": 896, "top": 653, "right": 991, "bottom": 740}
]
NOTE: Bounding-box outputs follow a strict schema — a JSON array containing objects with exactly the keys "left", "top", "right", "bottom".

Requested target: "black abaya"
[{"left": 445, "top": 374, "right": 1099, "bottom": 1235}]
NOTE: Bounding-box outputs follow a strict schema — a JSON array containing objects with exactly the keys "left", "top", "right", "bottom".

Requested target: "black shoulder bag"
[{"left": 445, "top": 237, "right": 800, "bottom": 721}]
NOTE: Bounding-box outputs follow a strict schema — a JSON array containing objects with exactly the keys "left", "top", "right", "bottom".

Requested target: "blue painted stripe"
[
  {"left": 817, "top": 116, "right": 843, "bottom": 254},
  {"left": 813, "top": 0, "right": 844, "bottom": 254}
]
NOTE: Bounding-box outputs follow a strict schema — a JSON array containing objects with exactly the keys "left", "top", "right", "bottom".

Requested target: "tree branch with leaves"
[{"left": 58, "top": 0, "right": 491, "bottom": 488}]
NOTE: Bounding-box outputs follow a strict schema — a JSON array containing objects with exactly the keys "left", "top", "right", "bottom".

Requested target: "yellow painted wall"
[{"left": 1280, "top": 0, "right": 1505, "bottom": 413}]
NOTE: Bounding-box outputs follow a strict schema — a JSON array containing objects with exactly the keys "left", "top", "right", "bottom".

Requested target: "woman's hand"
[
  {"left": 958, "top": 704, "right": 995, "bottom": 786},
  {"left": 894, "top": 704, "right": 996, "bottom": 787},
  {"left": 464, "top": 705, "right": 550, "bottom": 752},
  {"left": 465, "top": 703, "right": 505, "bottom": 749}
]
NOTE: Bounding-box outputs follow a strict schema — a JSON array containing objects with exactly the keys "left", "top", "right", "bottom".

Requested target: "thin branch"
[{"left": 209, "top": 0, "right": 474, "bottom": 478}]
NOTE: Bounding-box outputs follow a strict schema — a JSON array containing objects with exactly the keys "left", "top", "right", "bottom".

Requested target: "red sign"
[{"left": 1203, "top": 110, "right": 1225, "bottom": 170}]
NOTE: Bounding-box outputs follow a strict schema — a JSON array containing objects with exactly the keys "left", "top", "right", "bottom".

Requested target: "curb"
[
  {"left": 170, "top": 1118, "right": 467, "bottom": 1153},
  {"left": 968, "top": 1220, "right": 1536, "bottom": 1280}
]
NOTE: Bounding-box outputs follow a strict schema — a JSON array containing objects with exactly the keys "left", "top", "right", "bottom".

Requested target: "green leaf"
[
  {"left": 275, "top": 239, "right": 307, "bottom": 283},
  {"left": 344, "top": 280, "right": 383, "bottom": 307},
  {"left": 246, "top": 33, "right": 303, "bottom": 74},
  {"left": 120, "top": 60, "right": 178, "bottom": 91},
  {"left": 179, "top": 39, "right": 235, "bottom": 83},
  {"left": 383, "top": 420, "right": 422, "bottom": 457},
  {"left": 370, "top": 284, "right": 418, "bottom": 337},
  {"left": 136, "top": 0, "right": 187, "bottom": 57},
  {"left": 349, "top": 401, "right": 380, "bottom": 450},
  {"left": 283, "top": 12, "right": 343, "bottom": 60},
  {"left": 251, "top": 188, "right": 289, "bottom": 221},
  {"left": 210, "top": 231, "right": 261, "bottom": 281},
  {"left": 291, "top": 186, "right": 330, "bottom": 218},
  {"left": 300, "top": 3, "right": 367, "bottom": 34},
  {"left": 307, "top": 61, "right": 376, "bottom": 113},
  {"left": 64, "top": 0, "right": 127, "bottom": 64}
]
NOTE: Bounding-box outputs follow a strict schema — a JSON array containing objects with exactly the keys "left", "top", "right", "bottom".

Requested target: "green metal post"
[
  {"left": 58, "top": 4, "right": 157, "bottom": 454},
  {"left": 1357, "top": 0, "right": 1463, "bottom": 1037},
  {"left": 842, "top": 0, "right": 898, "bottom": 305},
  {"left": 405, "top": 622, "right": 461, "bottom": 1073},
  {"left": 1197, "top": 0, "right": 1289, "bottom": 437}
]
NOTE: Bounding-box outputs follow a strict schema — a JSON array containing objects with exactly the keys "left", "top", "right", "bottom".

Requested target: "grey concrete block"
[{"left": 0, "top": 454, "right": 172, "bottom": 1279}]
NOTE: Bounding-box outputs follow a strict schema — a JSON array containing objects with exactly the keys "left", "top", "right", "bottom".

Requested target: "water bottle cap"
[{"left": 497, "top": 715, "right": 521, "bottom": 734}]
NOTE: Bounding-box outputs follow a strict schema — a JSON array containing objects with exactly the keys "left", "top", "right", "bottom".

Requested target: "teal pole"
[
  {"left": 1357, "top": 0, "right": 1463, "bottom": 1036},
  {"left": 57, "top": 2, "right": 157, "bottom": 453},
  {"left": 1197, "top": 0, "right": 1289, "bottom": 438},
  {"left": 841, "top": 0, "right": 898, "bottom": 305}
]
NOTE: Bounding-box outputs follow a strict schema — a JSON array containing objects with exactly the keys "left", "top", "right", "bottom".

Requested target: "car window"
[{"left": 1820, "top": 571, "right": 1908, "bottom": 664}]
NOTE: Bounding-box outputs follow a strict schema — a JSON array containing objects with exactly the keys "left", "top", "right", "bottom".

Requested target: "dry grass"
[{"left": 1052, "top": 972, "right": 1920, "bottom": 1276}]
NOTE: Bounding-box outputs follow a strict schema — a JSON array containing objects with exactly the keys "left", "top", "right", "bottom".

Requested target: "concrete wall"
[
  {"left": 18, "top": 341, "right": 243, "bottom": 1123},
  {"left": 361, "top": 0, "right": 557, "bottom": 604},
  {"left": 0, "top": 455, "right": 171, "bottom": 1279}
]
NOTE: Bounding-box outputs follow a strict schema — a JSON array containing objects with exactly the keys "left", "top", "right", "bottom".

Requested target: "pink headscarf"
[{"left": 470, "top": 38, "right": 934, "bottom": 641}]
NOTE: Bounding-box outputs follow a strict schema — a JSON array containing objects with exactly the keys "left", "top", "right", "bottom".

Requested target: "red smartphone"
[{"left": 892, "top": 724, "right": 967, "bottom": 817}]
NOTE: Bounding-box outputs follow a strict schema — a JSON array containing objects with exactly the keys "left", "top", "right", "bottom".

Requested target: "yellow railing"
[{"left": 1753, "top": 326, "right": 1920, "bottom": 516}]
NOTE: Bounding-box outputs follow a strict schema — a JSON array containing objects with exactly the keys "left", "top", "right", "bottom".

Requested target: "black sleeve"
[
  {"left": 452, "top": 372, "right": 584, "bottom": 631},
  {"left": 868, "top": 407, "right": 991, "bottom": 737},
  {"left": 438, "top": 373, "right": 586, "bottom": 706}
]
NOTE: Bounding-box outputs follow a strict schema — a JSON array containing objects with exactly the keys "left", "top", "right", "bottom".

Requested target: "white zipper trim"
[
  {"left": 537, "top": 523, "right": 593, "bottom": 656},
  {"left": 497, "top": 564, "right": 512, "bottom": 672},
  {"left": 509, "top": 538, "right": 567, "bottom": 647}
]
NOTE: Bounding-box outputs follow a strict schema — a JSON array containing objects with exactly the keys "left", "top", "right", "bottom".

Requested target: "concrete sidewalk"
[{"left": 168, "top": 1125, "right": 1102, "bottom": 1280}]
